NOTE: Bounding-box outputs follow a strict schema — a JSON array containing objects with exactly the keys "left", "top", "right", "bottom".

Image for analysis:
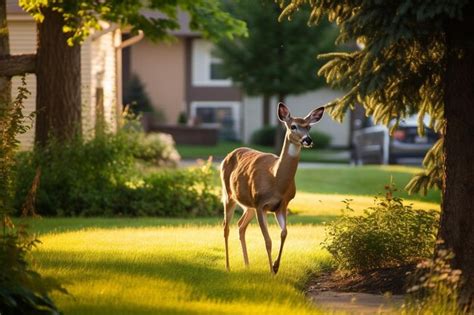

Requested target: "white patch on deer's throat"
[{"left": 288, "top": 143, "right": 300, "bottom": 157}]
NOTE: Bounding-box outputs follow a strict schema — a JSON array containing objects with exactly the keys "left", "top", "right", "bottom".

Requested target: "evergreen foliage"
[
  {"left": 123, "top": 75, "right": 154, "bottom": 114},
  {"left": 278, "top": 0, "right": 470, "bottom": 194}
]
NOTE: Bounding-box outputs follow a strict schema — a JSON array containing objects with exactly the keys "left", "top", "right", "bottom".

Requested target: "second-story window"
[
  {"left": 210, "top": 50, "right": 227, "bottom": 80},
  {"left": 192, "top": 39, "right": 232, "bottom": 86}
]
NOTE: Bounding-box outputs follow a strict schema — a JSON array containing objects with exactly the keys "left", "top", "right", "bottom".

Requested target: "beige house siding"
[
  {"left": 130, "top": 38, "right": 185, "bottom": 124},
  {"left": 84, "top": 26, "right": 121, "bottom": 135},
  {"left": 8, "top": 18, "right": 36, "bottom": 149},
  {"left": 7, "top": 15, "right": 120, "bottom": 148},
  {"left": 81, "top": 38, "right": 94, "bottom": 136}
]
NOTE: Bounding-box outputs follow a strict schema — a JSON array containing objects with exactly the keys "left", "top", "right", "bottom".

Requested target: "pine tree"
[
  {"left": 123, "top": 75, "right": 155, "bottom": 114},
  {"left": 216, "top": 0, "right": 337, "bottom": 126},
  {"left": 279, "top": 0, "right": 474, "bottom": 306}
]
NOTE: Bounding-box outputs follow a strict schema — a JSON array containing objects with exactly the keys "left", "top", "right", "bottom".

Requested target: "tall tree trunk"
[
  {"left": 440, "top": 9, "right": 474, "bottom": 308},
  {"left": 0, "top": 0, "right": 11, "bottom": 107},
  {"left": 262, "top": 94, "right": 271, "bottom": 126},
  {"left": 35, "top": 8, "right": 81, "bottom": 146}
]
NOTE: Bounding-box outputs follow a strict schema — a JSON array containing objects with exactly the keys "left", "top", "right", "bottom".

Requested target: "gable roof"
[{"left": 140, "top": 10, "right": 199, "bottom": 37}]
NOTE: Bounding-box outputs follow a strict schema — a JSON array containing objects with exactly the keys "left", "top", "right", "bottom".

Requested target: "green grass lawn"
[
  {"left": 176, "top": 141, "right": 349, "bottom": 163},
  {"left": 24, "top": 165, "right": 440, "bottom": 314}
]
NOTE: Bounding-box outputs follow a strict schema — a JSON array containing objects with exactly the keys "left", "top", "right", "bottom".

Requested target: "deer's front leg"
[
  {"left": 256, "top": 208, "right": 273, "bottom": 274},
  {"left": 273, "top": 208, "right": 288, "bottom": 274}
]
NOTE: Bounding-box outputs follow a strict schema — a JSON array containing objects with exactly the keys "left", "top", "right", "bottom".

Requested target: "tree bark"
[
  {"left": 35, "top": 7, "right": 81, "bottom": 146},
  {"left": 440, "top": 9, "right": 474, "bottom": 308},
  {"left": 0, "top": 0, "right": 11, "bottom": 108},
  {"left": 262, "top": 94, "right": 271, "bottom": 126},
  {"left": 0, "top": 54, "right": 36, "bottom": 77}
]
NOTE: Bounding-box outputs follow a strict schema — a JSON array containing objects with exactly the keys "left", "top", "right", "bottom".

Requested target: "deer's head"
[{"left": 277, "top": 102, "right": 325, "bottom": 148}]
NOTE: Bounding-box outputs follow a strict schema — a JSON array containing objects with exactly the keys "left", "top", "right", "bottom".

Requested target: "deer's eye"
[{"left": 290, "top": 125, "right": 297, "bottom": 130}]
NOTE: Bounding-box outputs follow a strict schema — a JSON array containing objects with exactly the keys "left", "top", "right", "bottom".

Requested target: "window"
[
  {"left": 191, "top": 102, "right": 241, "bottom": 140},
  {"left": 192, "top": 39, "right": 232, "bottom": 86},
  {"left": 209, "top": 50, "right": 228, "bottom": 80}
]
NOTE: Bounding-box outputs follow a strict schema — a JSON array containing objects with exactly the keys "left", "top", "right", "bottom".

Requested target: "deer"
[{"left": 220, "top": 102, "right": 325, "bottom": 274}]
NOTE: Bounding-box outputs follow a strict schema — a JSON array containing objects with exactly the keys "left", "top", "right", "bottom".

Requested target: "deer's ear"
[
  {"left": 305, "top": 106, "right": 324, "bottom": 126},
  {"left": 277, "top": 102, "right": 291, "bottom": 122}
]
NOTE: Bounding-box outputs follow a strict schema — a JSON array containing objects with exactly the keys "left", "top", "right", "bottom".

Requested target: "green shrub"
[
  {"left": 109, "top": 162, "right": 222, "bottom": 217},
  {"left": 132, "top": 133, "right": 181, "bottom": 167},
  {"left": 121, "top": 114, "right": 180, "bottom": 167},
  {"left": 14, "top": 131, "right": 219, "bottom": 217},
  {"left": 14, "top": 132, "right": 136, "bottom": 216},
  {"left": 322, "top": 181, "right": 439, "bottom": 271},
  {"left": 177, "top": 111, "right": 187, "bottom": 125},
  {"left": 1, "top": 78, "right": 64, "bottom": 314},
  {"left": 309, "top": 130, "right": 331, "bottom": 149},
  {"left": 0, "top": 221, "right": 66, "bottom": 314},
  {"left": 250, "top": 126, "right": 276, "bottom": 146},
  {"left": 250, "top": 126, "right": 331, "bottom": 148}
]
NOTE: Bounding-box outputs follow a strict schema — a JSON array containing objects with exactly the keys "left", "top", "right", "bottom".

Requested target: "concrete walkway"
[{"left": 309, "top": 291, "right": 404, "bottom": 314}]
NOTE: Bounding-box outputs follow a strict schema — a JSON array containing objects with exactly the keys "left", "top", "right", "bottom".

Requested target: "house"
[
  {"left": 6, "top": 0, "right": 126, "bottom": 149},
  {"left": 122, "top": 12, "right": 242, "bottom": 142},
  {"left": 124, "top": 12, "right": 350, "bottom": 148}
]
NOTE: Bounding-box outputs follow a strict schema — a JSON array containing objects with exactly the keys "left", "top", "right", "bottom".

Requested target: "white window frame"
[
  {"left": 192, "top": 39, "right": 232, "bottom": 87},
  {"left": 190, "top": 101, "right": 241, "bottom": 138}
]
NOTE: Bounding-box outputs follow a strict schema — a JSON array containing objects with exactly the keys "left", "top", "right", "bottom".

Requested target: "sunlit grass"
[
  {"left": 290, "top": 192, "right": 438, "bottom": 217},
  {"left": 32, "top": 223, "right": 331, "bottom": 314},
  {"left": 25, "top": 165, "right": 440, "bottom": 314}
]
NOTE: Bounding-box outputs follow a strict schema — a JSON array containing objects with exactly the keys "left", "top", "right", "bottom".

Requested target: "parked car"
[{"left": 352, "top": 115, "right": 439, "bottom": 165}]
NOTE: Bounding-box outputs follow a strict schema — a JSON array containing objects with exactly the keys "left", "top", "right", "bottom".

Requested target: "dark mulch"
[{"left": 306, "top": 264, "right": 417, "bottom": 296}]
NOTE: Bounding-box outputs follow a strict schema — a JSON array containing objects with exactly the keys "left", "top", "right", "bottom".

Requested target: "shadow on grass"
[
  {"left": 22, "top": 215, "right": 339, "bottom": 235},
  {"left": 66, "top": 303, "right": 200, "bottom": 315},
  {"left": 39, "top": 250, "right": 303, "bottom": 310}
]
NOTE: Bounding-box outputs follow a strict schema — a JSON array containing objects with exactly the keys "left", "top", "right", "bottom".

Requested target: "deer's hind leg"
[
  {"left": 272, "top": 207, "right": 288, "bottom": 274},
  {"left": 238, "top": 208, "right": 255, "bottom": 266},
  {"left": 223, "top": 196, "right": 236, "bottom": 271},
  {"left": 256, "top": 207, "right": 273, "bottom": 274}
]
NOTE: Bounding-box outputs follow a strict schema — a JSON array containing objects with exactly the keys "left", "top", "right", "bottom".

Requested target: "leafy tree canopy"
[
  {"left": 278, "top": 0, "right": 470, "bottom": 194},
  {"left": 20, "top": 0, "right": 247, "bottom": 45},
  {"left": 216, "top": 0, "right": 338, "bottom": 98}
]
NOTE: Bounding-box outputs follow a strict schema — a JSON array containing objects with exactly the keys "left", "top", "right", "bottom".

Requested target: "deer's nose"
[{"left": 301, "top": 136, "right": 313, "bottom": 147}]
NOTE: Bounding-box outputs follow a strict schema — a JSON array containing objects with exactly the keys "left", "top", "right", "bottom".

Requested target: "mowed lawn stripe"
[{"left": 33, "top": 224, "right": 330, "bottom": 314}]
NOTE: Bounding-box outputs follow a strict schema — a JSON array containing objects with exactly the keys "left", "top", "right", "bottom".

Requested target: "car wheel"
[
  {"left": 388, "top": 153, "right": 397, "bottom": 165},
  {"left": 351, "top": 148, "right": 363, "bottom": 166}
]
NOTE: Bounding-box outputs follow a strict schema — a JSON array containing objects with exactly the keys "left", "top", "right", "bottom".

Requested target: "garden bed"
[{"left": 306, "top": 264, "right": 416, "bottom": 296}]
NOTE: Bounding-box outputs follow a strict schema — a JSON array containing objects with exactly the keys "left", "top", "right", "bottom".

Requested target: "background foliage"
[
  {"left": 0, "top": 79, "right": 64, "bottom": 315},
  {"left": 14, "top": 125, "right": 219, "bottom": 217}
]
